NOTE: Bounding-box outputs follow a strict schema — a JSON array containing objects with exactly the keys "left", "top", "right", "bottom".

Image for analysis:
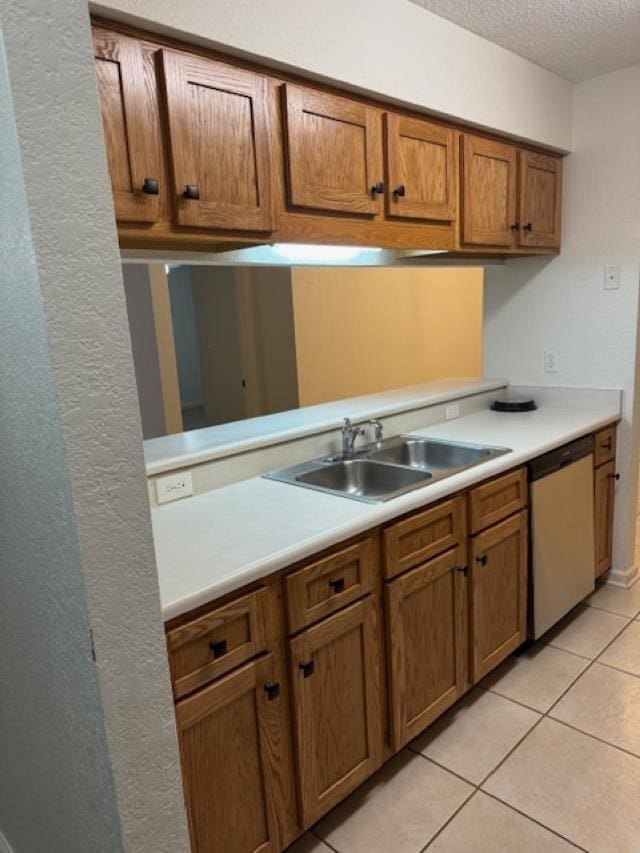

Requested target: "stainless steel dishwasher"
[{"left": 529, "top": 435, "right": 595, "bottom": 639}]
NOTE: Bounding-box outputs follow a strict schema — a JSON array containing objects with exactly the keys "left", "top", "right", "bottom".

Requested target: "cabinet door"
[
  {"left": 461, "top": 134, "right": 518, "bottom": 247},
  {"left": 175, "top": 656, "right": 281, "bottom": 853},
  {"left": 386, "top": 546, "right": 467, "bottom": 749},
  {"left": 160, "top": 50, "right": 275, "bottom": 231},
  {"left": 384, "top": 114, "right": 455, "bottom": 221},
  {"left": 282, "top": 84, "right": 383, "bottom": 215},
  {"left": 595, "top": 461, "right": 616, "bottom": 578},
  {"left": 289, "top": 597, "right": 383, "bottom": 825},
  {"left": 470, "top": 512, "right": 527, "bottom": 681},
  {"left": 92, "top": 28, "right": 161, "bottom": 222},
  {"left": 518, "top": 151, "right": 562, "bottom": 248}
]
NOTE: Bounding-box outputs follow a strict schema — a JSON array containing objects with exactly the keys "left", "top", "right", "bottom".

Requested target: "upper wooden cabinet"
[
  {"left": 461, "top": 134, "right": 518, "bottom": 247},
  {"left": 281, "top": 84, "right": 383, "bottom": 216},
  {"left": 519, "top": 151, "right": 562, "bottom": 248},
  {"left": 93, "top": 28, "right": 161, "bottom": 222},
  {"left": 160, "top": 50, "right": 275, "bottom": 231},
  {"left": 176, "top": 655, "right": 282, "bottom": 853},
  {"left": 288, "top": 596, "right": 383, "bottom": 825},
  {"left": 384, "top": 114, "right": 456, "bottom": 222}
]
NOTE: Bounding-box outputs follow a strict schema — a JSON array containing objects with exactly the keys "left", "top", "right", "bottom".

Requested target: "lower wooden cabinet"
[
  {"left": 595, "top": 459, "right": 616, "bottom": 577},
  {"left": 288, "top": 596, "right": 384, "bottom": 825},
  {"left": 386, "top": 545, "right": 467, "bottom": 749},
  {"left": 175, "top": 655, "right": 283, "bottom": 853},
  {"left": 470, "top": 511, "right": 528, "bottom": 681}
]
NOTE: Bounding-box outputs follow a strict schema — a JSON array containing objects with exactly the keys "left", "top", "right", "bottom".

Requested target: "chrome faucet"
[
  {"left": 368, "top": 418, "right": 384, "bottom": 445},
  {"left": 342, "top": 417, "right": 366, "bottom": 456}
]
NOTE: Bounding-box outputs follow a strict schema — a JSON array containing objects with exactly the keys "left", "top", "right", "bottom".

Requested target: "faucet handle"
[{"left": 368, "top": 418, "right": 384, "bottom": 442}]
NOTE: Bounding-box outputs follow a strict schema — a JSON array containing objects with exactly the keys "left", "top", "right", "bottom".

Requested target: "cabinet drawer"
[
  {"left": 469, "top": 468, "right": 527, "bottom": 534},
  {"left": 167, "top": 588, "right": 268, "bottom": 699},
  {"left": 285, "top": 537, "right": 376, "bottom": 634},
  {"left": 383, "top": 496, "right": 466, "bottom": 580},
  {"left": 594, "top": 425, "right": 616, "bottom": 467}
]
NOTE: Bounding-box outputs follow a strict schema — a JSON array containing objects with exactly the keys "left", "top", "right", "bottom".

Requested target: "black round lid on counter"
[{"left": 491, "top": 398, "right": 537, "bottom": 413}]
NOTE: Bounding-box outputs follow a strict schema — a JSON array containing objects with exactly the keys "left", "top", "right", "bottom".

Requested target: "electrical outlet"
[
  {"left": 156, "top": 471, "right": 194, "bottom": 505},
  {"left": 445, "top": 403, "right": 460, "bottom": 420},
  {"left": 604, "top": 265, "right": 621, "bottom": 290},
  {"left": 544, "top": 350, "right": 558, "bottom": 373}
]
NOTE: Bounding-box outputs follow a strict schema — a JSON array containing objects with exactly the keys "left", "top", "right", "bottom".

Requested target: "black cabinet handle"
[
  {"left": 523, "top": 222, "right": 533, "bottom": 231},
  {"left": 457, "top": 566, "right": 468, "bottom": 576},
  {"left": 476, "top": 555, "right": 488, "bottom": 566},
  {"left": 209, "top": 639, "right": 227, "bottom": 659},
  {"left": 602, "top": 439, "right": 613, "bottom": 451},
  {"left": 264, "top": 682, "right": 280, "bottom": 701},
  {"left": 371, "top": 182, "right": 384, "bottom": 196},
  {"left": 299, "top": 660, "right": 315, "bottom": 678},
  {"left": 183, "top": 184, "right": 200, "bottom": 200},
  {"left": 142, "top": 177, "right": 159, "bottom": 195},
  {"left": 510, "top": 222, "right": 520, "bottom": 231},
  {"left": 329, "top": 577, "right": 345, "bottom": 594},
  {"left": 611, "top": 472, "right": 620, "bottom": 481},
  {"left": 393, "top": 185, "right": 406, "bottom": 198}
]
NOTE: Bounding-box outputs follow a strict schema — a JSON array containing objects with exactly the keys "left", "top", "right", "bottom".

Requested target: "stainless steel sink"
[
  {"left": 369, "top": 436, "right": 508, "bottom": 471},
  {"left": 294, "top": 459, "right": 432, "bottom": 502},
  {"left": 265, "top": 434, "right": 511, "bottom": 503}
]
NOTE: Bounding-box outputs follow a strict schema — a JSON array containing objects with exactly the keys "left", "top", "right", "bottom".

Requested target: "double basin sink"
[{"left": 265, "top": 435, "right": 511, "bottom": 503}]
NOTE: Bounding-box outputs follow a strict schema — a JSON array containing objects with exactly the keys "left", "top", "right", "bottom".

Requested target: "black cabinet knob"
[
  {"left": 329, "top": 577, "right": 345, "bottom": 594},
  {"left": 299, "top": 660, "right": 315, "bottom": 678},
  {"left": 183, "top": 184, "right": 200, "bottom": 200},
  {"left": 523, "top": 222, "right": 533, "bottom": 231},
  {"left": 142, "top": 177, "right": 159, "bottom": 195},
  {"left": 510, "top": 222, "right": 520, "bottom": 231},
  {"left": 209, "top": 639, "right": 228, "bottom": 659},
  {"left": 264, "top": 682, "right": 280, "bottom": 701},
  {"left": 371, "top": 182, "right": 384, "bottom": 196},
  {"left": 457, "top": 566, "right": 468, "bottom": 576},
  {"left": 602, "top": 439, "right": 613, "bottom": 451},
  {"left": 612, "top": 472, "right": 620, "bottom": 481},
  {"left": 393, "top": 185, "right": 406, "bottom": 198},
  {"left": 476, "top": 555, "right": 488, "bottom": 566}
]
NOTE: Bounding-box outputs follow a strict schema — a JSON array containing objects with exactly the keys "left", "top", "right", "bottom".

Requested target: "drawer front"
[
  {"left": 167, "top": 588, "right": 268, "bottom": 699},
  {"left": 469, "top": 468, "right": 527, "bottom": 534},
  {"left": 285, "top": 537, "right": 376, "bottom": 634},
  {"left": 383, "top": 495, "right": 466, "bottom": 580},
  {"left": 594, "top": 425, "right": 616, "bottom": 467}
]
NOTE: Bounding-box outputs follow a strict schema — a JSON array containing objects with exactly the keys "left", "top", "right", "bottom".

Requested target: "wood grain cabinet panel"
[
  {"left": 518, "top": 150, "right": 562, "bottom": 248},
  {"left": 461, "top": 134, "right": 518, "bottom": 247},
  {"left": 167, "top": 588, "right": 267, "bottom": 699},
  {"left": 93, "top": 27, "right": 162, "bottom": 222},
  {"left": 175, "top": 655, "right": 282, "bottom": 853},
  {"left": 383, "top": 495, "right": 466, "bottom": 579},
  {"left": 160, "top": 49, "right": 275, "bottom": 231},
  {"left": 288, "top": 597, "right": 383, "bottom": 825},
  {"left": 470, "top": 511, "right": 527, "bottom": 681},
  {"left": 595, "top": 460, "right": 616, "bottom": 578},
  {"left": 386, "top": 546, "right": 467, "bottom": 749},
  {"left": 281, "top": 84, "right": 383, "bottom": 216},
  {"left": 384, "top": 114, "right": 455, "bottom": 221},
  {"left": 469, "top": 468, "right": 527, "bottom": 535},
  {"left": 594, "top": 425, "right": 617, "bottom": 468},
  {"left": 285, "top": 537, "right": 376, "bottom": 633}
]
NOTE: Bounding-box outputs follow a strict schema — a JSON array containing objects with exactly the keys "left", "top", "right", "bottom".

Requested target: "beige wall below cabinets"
[{"left": 291, "top": 267, "right": 484, "bottom": 407}]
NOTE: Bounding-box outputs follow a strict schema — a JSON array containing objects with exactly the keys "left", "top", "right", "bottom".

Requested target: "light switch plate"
[
  {"left": 604, "top": 265, "right": 621, "bottom": 290},
  {"left": 156, "top": 471, "right": 194, "bottom": 504}
]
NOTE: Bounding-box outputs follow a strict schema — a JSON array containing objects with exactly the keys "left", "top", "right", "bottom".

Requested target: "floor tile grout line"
[
  {"left": 585, "top": 601, "right": 640, "bottom": 619},
  {"left": 548, "top": 714, "right": 640, "bottom": 763},
  {"left": 477, "top": 681, "right": 560, "bottom": 715},
  {"left": 480, "top": 790, "right": 588, "bottom": 852},
  {"left": 309, "top": 826, "right": 338, "bottom": 852},
  {"left": 408, "top": 746, "right": 484, "bottom": 789},
  {"left": 594, "top": 658, "right": 640, "bottom": 680},
  {"left": 418, "top": 787, "right": 477, "bottom": 853}
]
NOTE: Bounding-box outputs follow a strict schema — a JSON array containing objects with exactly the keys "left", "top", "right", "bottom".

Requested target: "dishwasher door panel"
[{"left": 530, "top": 454, "right": 595, "bottom": 639}]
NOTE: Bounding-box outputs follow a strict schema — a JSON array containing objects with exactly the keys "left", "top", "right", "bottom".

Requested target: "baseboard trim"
[
  {"left": 605, "top": 563, "right": 639, "bottom": 589},
  {"left": 0, "top": 831, "right": 14, "bottom": 853}
]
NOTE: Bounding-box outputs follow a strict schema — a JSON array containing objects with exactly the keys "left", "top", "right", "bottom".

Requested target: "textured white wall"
[
  {"left": 0, "top": 0, "right": 190, "bottom": 851},
  {"left": 484, "top": 63, "right": 640, "bottom": 585},
  {"left": 92, "top": 0, "right": 573, "bottom": 151}
]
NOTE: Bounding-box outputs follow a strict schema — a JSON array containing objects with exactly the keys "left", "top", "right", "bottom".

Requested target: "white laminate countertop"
[{"left": 153, "top": 404, "right": 620, "bottom": 621}]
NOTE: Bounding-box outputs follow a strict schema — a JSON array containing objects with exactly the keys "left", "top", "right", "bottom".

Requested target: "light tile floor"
[{"left": 288, "top": 580, "right": 640, "bottom": 852}]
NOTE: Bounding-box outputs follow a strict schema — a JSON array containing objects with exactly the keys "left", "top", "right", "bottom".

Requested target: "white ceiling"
[{"left": 409, "top": 0, "right": 640, "bottom": 82}]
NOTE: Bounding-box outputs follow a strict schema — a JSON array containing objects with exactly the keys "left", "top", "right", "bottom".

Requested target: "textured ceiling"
[{"left": 410, "top": 0, "right": 640, "bottom": 81}]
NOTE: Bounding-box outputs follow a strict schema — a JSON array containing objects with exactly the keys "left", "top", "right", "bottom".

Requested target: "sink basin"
[
  {"left": 295, "top": 459, "right": 431, "bottom": 502},
  {"left": 370, "top": 437, "right": 506, "bottom": 471}
]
